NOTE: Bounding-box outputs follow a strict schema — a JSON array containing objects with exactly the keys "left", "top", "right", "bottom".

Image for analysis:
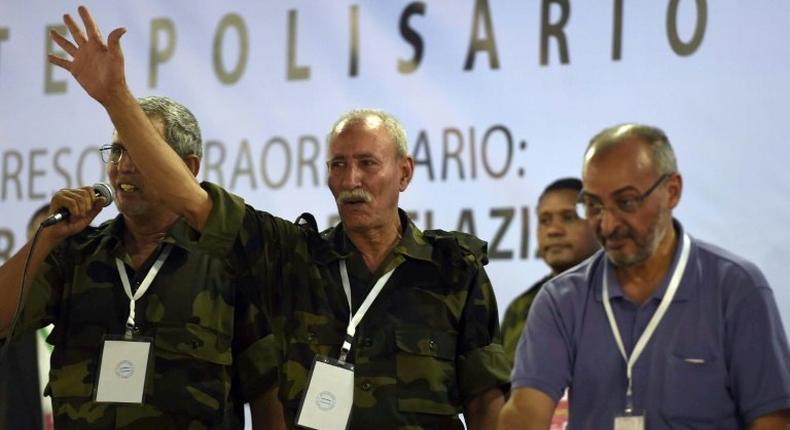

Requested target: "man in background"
[{"left": 499, "top": 178, "right": 598, "bottom": 367}]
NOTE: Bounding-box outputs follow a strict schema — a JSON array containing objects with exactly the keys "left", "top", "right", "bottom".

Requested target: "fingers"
[
  {"left": 107, "top": 28, "right": 127, "bottom": 52},
  {"left": 47, "top": 54, "right": 72, "bottom": 71},
  {"left": 50, "top": 28, "right": 78, "bottom": 57},
  {"left": 63, "top": 13, "right": 88, "bottom": 46},
  {"left": 78, "top": 6, "right": 103, "bottom": 42},
  {"left": 93, "top": 195, "right": 109, "bottom": 209},
  {"left": 50, "top": 187, "right": 97, "bottom": 218},
  {"left": 85, "top": 200, "right": 107, "bottom": 221}
]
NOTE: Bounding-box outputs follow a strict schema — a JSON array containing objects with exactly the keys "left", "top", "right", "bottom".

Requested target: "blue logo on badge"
[
  {"left": 115, "top": 360, "right": 135, "bottom": 379},
  {"left": 316, "top": 391, "right": 336, "bottom": 411}
]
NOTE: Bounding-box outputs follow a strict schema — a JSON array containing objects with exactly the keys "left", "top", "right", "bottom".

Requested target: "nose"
[
  {"left": 115, "top": 150, "right": 137, "bottom": 173},
  {"left": 545, "top": 221, "right": 566, "bottom": 237},
  {"left": 340, "top": 162, "right": 362, "bottom": 189},
  {"left": 598, "top": 208, "right": 621, "bottom": 237}
]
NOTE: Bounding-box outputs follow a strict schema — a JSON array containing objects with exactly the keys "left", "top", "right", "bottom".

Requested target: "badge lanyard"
[
  {"left": 602, "top": 233, "right": 690, "bottom": 414},
  {"left": 337, "top": 259, "right": 398, "bottom": 362},
  {"left": 115, "top": 244, "right": 172, "bottom": 339},
  {"left": 296, "top": 259, "right": 399, "bottom": 430}
]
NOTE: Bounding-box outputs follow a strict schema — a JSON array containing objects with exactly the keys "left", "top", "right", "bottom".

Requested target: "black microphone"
[{"left": 41, "top": 182, "right": 115, "bottom": 227}]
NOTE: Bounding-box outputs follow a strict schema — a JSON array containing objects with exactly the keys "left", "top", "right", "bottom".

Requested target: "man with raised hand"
[
  {"left": 499, "top": 124, "right": 790, "bottom": 429},
  {"left": 1, "top": 70, "right": 279, "bottom": 430},
  {"left": 48, "top": 6, "right": 509, "bottom": 429}
]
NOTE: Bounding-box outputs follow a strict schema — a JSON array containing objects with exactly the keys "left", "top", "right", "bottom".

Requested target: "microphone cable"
[{"left": 0, "top": 222, "right": 45, "bottom": 364}]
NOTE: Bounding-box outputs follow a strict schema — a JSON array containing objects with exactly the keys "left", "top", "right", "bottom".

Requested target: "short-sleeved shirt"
[
  {"left": 512, "top": 221, "right": 790, "bottom": 429},
  {"left": 499, "top": 274, "right": 552, "bottom": 367},
  {"left": 199, "top": 183, "right": 511, "bottom": 429},
  {"left": 11, "top": 190, "right": 277, "bottom": 429}
]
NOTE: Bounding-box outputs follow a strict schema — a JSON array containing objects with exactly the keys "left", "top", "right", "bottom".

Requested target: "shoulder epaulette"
[
  {"left": 294, "top": 212, "right": 318, "bottom": 233},
  {"left": 423, "top": 229, "right": 489, "bottom": 266}
]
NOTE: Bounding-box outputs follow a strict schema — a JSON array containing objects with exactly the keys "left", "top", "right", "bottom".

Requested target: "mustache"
[
  {"left": 599, "top": 226, "right": 630, "bottom": 243},
  {"left": 336, "top": 188, "right": 372, "bottom": 204}
]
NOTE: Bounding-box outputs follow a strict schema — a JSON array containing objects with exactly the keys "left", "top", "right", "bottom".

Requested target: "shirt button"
[{"left": 361, "top": 382, "right": 372, "bottom": 391}]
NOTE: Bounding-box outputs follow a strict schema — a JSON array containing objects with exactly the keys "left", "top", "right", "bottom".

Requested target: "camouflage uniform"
[
  {"left": 498, "top": 274, "right": 552, "bottom": 368},
  {"left": 199, "top": 183, "right": 510, "bottom": 429},
  {"left": 8, "top": 192, "right": 277, "bottom": 429}
]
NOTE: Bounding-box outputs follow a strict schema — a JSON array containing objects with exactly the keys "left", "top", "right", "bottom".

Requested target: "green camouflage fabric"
[
  {"left": 498, "top": 274, "right": 552, "bottom": 368},
  {"left": 9, "top": 199, "right": 277, "bottom": 429},
  {"left": 199, "top": 182, "right": 511, "bottom": 430}
]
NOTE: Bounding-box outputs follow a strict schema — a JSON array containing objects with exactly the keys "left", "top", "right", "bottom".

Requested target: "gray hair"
[
  {"left": 138, "top": 96, "right": 202, "bottom": 159},
  {"left": 585, "top": 123, "right": 678, "bottom": 175},
  {"left": 327, "top": 109, "right": 408, "bottom": 158}
]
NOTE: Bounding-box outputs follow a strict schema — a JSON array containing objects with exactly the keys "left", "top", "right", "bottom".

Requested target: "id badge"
[
  {"left": 94, "top": 336, "right": 153, "bottom": 404},
  {"left": 614, "top": 411, "right": 646, "bottom": 430},
  {"left": 296, "top": 355, "right": 355, "bottom": 430}
]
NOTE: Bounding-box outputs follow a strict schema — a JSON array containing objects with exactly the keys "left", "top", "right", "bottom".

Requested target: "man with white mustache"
[
  {"left": 42, "top": 7, "right": 510, "bottom": 429},
  {"left": 499, "top": 124, "right": 790, "bottom": 429}
]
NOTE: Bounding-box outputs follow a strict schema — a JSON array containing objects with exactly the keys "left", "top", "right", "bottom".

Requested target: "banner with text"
[{"left": 1, "top": 1, "right": 788, "bottom": 337}]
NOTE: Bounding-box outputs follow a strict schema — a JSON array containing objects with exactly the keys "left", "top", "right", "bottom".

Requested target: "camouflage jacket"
[
  {"left": 11, "top": 209, "right": 277, "bottom": 429},
  {"left": 498, "top": 274, "right": 552, "bottom": 368},
  {"left": 200, "top": 183, "right": 511, "bottom": 429}
]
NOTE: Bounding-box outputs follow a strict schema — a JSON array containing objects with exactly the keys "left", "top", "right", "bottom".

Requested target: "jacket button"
[
  {"left": 306, "top": 332, "right": 316, "bottom": 342},
  {"left": 361, "top": 382, "right": 372, "bottom": 391},
  {"left": 428, "top": 339, "right": 437, "bottom": 350},
  {"left": 361, "top": 337, "right": 372, "bottom": 347}
]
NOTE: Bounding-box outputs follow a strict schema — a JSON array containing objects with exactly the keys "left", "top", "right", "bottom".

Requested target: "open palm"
[{"left": 48, "top": 6, "right": 128, "bottom": 106}]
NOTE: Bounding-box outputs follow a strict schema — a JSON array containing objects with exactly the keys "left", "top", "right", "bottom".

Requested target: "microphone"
[{"left": 41, "top": 182, "right": 115, "bottom": 227}]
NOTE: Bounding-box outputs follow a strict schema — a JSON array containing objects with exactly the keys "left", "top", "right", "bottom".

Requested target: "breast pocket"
[
  {"left": 661, "top": 351, "right": 735, "bottom": 426},
  {"left": 281, "top": 315, "right": 344, "bottom": 407},
  {"left": 395, "top": 327, "right": 460, "bottom": 415}
]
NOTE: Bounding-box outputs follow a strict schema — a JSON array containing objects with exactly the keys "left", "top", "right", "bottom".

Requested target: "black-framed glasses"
[
  {"left": 577, "top": 174, "right": 671, "bottom": 220},
  {"left": 99, "top": 144, "right": 127, "bottom": 164}
]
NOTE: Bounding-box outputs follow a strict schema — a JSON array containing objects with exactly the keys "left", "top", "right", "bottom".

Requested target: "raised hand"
[{"left": 48, "top": 6, "right": 129, "bottom": 106}]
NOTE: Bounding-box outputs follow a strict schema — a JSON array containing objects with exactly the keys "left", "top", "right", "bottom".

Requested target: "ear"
[
  {"left": 398, "top": 155, "right": 414, "bottom": 192},
  {"left": 666, "top": 173, "right": 682, "bottom": 209},
  {"left": 183, "top": 155, "right": 201, "bottom": 177}
]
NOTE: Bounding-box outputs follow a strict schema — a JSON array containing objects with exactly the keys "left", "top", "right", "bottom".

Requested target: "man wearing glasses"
[
  {"left": 499, "top": 124, "right": 790, "bottom": 429},
  {"left": 0, "top": 96, "right": 283, "bottom": 428}
]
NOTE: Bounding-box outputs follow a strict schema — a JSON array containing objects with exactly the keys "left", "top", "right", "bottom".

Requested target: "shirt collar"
[
  {"left": 596, "top": 219, "right": 694, "bottom": 303},
  {"left": 96, "top": 214, "right": 189, "bottom": 259},
  {"left": 325, "top": 208, "right": 434, "bottom": 265}
]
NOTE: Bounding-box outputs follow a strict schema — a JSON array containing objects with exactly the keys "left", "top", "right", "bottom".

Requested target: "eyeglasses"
[
  {"left": 99, "top": 144, "right": 127, "bottom": 164},
  {"left": 577, "top": 174, "right": 671, "bottom": 220}
]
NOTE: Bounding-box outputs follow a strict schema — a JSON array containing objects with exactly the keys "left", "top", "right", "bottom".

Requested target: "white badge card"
[
  {"left": 614, "top": 414, "right": 646, "bottom": 430},
  {"left": 94, "top": 338, "right": 152, "bottom": 404},
  {"left": 296, "top": 356, "right": 355, "bottom": 430}
]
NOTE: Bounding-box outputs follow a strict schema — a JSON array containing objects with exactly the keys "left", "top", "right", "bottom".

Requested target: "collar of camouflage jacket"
[
  {"left": 315, "top": 208, "right": 435, "bottom": 266},
  {"left": 94, "top": 214, "right": 193, "bottom": 259}
]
